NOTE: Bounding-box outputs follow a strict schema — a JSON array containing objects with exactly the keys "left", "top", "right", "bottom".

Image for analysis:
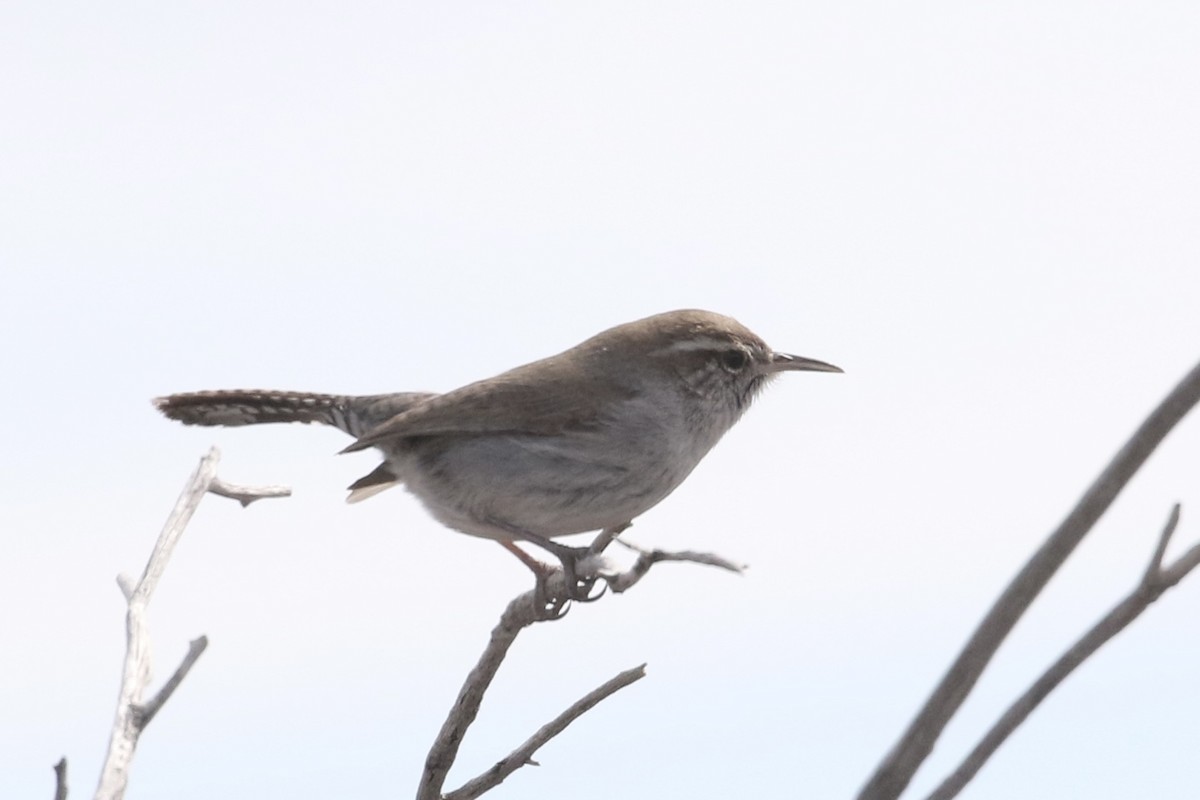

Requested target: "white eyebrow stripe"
[{"left": 652, "top": 336, "right": 735, "bottom": 356}]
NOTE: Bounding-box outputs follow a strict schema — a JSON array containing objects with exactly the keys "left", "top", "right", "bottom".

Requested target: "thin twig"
[
  {"left": 116, "top": 575, "right": 136, "bottom": 602},
  {"left": 859, "top": 359, "right": 1200, "bottom": 800},
  {"left": 926, "top": 505, "right": 1199, "bottom": 800},
  {"left": 606, "top": 539, "right": 745, "bottom": 593},
  {"left": 446, "top": 665, "right": 648, "bottom": 800},
  {"left": 135, "top": 637, "right": 210, "bottom": 728},
  {"left": 1159, "top": 536, "right": 1200, "bottom": 584},
  {"left": 1141, "top": 504, "right": 1181, "bottom": 585},
  {"left": 53, "top": 757, "right": 67, "bottom": 800},
  {"left": 209, "top": 477, "right": 292, "bottom": 506}
]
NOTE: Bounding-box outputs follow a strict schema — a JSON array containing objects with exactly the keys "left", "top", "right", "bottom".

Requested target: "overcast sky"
[{"left": 3, "top": 3, "right": 1200, "bottom": 799}]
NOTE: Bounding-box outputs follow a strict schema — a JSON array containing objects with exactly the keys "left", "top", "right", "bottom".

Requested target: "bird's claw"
[
  {"left": 556, "top": 548, "right": 606, "bottom": 602},
  {"left": 508, "top": 535, "right": 610, "bottom": 618},
  {"left": 528, "top": 546, "right": 609, "bottom": 618},
  {"left": 532, "top": 575, "right": 571, "bottom": 620}
]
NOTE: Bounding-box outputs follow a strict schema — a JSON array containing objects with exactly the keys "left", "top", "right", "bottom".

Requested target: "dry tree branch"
[
  {"left": 417, "top": 590, "right": 538, "bottom": 800},
  {"left": 417, "top": 533, "right": 741, "bottom": 800},
  {"left": 53, "top": 757, "right": 67, "bottom": 800},
  {"left": 859, "top": 359, "right": 1200, "bottom": 800},
  {"left": 606, "top": 537, "right": 745, "bottom": 593},
  {"left": 208, "top": 476, "right": 291, "bottom": 507},
  {"left": 445, "top": 665, "right": 648, "bottom": 800},
  {"left": 94, "top": 447, "right": 289, "bottom": 800},
  {"left": 135, "top": 636, "right": 210, "bottom": 729},
  {"left": 926, "top": 504, "right": 1200, "bottom": 800}
]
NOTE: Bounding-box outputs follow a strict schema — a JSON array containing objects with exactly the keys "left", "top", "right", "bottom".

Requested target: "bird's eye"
[{"left": 721, "top": 348, "right": 749, "bottom": 372}]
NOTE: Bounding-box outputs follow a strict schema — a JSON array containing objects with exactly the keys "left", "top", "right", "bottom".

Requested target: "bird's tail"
[{"left": 153, "top": 390, "right": 434, "bottom": 438}]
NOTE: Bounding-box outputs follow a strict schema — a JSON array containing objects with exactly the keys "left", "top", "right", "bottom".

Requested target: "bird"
[{"left": 154, "top": 309, "right": 841, "bottom": 603}]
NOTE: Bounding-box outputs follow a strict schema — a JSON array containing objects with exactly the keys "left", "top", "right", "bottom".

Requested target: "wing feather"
[{"left": 340, "top": 357, "right": 634, "bottom": 453}]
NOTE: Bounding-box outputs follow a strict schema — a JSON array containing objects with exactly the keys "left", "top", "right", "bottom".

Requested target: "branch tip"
[
  {"left": 208, "top": 477, "right": 292, "bottom": 506},
  {"left": 53, "top": 757, "right": 67, "bottom": 800}
]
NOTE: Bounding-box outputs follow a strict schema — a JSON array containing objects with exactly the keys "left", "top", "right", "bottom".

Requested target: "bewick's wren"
[{"left": 155, "top": 309, "right": 841, "bottom": 600}]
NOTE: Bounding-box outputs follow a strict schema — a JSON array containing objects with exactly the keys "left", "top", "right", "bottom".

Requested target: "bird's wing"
[{"left": 340, "top": 360, "right": 633, "bottom": 453}]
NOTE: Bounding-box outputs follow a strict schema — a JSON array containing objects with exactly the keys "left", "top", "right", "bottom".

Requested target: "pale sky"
[{"left": 3, "top": 3, "right": 1200, "bottom": 799}]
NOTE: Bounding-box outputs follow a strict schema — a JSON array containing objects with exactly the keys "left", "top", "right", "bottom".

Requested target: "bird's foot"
[
  {"left": 531, "top": 574, "right": 572, "bottom": 620},
  {"left": 533, "top": 541, "right": 606, "bottom": 604},
  {"left": 515, "top": 536, "right": 607, "bottom": 605},
  {"left": 499, "top": 539, "right": 603, "bottom": 618},
  {"left": 554, "top": 546, "right": 608, "bottom": 604}
]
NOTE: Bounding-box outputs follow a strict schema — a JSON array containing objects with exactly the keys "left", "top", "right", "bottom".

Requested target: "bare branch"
[
  {"left": 446, "top": 665, "right": 647, "bottom": 800},
  {"left": 95, "top": 448, "right": 289, "bottom": 800},
  {"left": 926, "top": 505, "right": 1200, "bottom": 800},
  {"left": 135, "top": 636, "right": 210, "bottom": 728},
  {"left": 419, "top": 527, "right": 742, "bottom": 800},
  {"left": 606, "top": 538, "right": 745, "bottom": 593},
  {"left": 208, "top": 476, "right": 291, "bottom": 507},
  {"left": 53, "top": 757, "right": 67, "bottom": 800},
  {"left": 128, "top": 448, "right": 220, "bottom": 604},
  {"left": 417, "top": 592, "right": 534, "bottom": 800},
  {"left": 859, "top": 359, "right": 1200, "bottom": 800},
  {"left": 1160, "top": 538, "right": 1200, "bottom": 584}
]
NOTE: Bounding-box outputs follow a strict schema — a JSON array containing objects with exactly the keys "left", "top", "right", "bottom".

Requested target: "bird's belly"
[{"left": 390, "top": 432, "right": 694, "bottom": 540}]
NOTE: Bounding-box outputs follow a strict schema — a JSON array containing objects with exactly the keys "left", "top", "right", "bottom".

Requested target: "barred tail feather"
[
  {"left": 154, "top": 389, "right": 438, "bottom": 438},
  {"left": 153, "top": 390, "right": 359, "bottom": 433}
]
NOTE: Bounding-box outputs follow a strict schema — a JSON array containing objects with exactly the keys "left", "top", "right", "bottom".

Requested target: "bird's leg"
[
  {"left": 514, "top": 533, "right": 606, "bottom": 603},
  {"left": 498, "top": 541, "right": 569, "bottom": 619},
  {"left": 589, "top": 522, "right": 633, "bottom": 555}
]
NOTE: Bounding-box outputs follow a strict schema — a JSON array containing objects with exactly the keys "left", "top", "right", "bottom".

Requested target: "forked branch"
[
  {"left": 445, "top": 665, "right": 647, "bottom": 800},
  {"left": 93, "top": 448, "right": 289, "bottom": 800},
  {"left": 860, "top": 359, "right": 1200, "bottom": 800},
  {"left": 417, "top": 534, "right": 742, "bottom": 800},
  {"left": 926, "top": 505, "right": 1200, "bottom": 800}
]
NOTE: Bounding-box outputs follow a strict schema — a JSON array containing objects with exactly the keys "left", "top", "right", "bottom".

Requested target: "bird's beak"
[{"left": 769, "top": 352, "right": 844, "bottom": 374}]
